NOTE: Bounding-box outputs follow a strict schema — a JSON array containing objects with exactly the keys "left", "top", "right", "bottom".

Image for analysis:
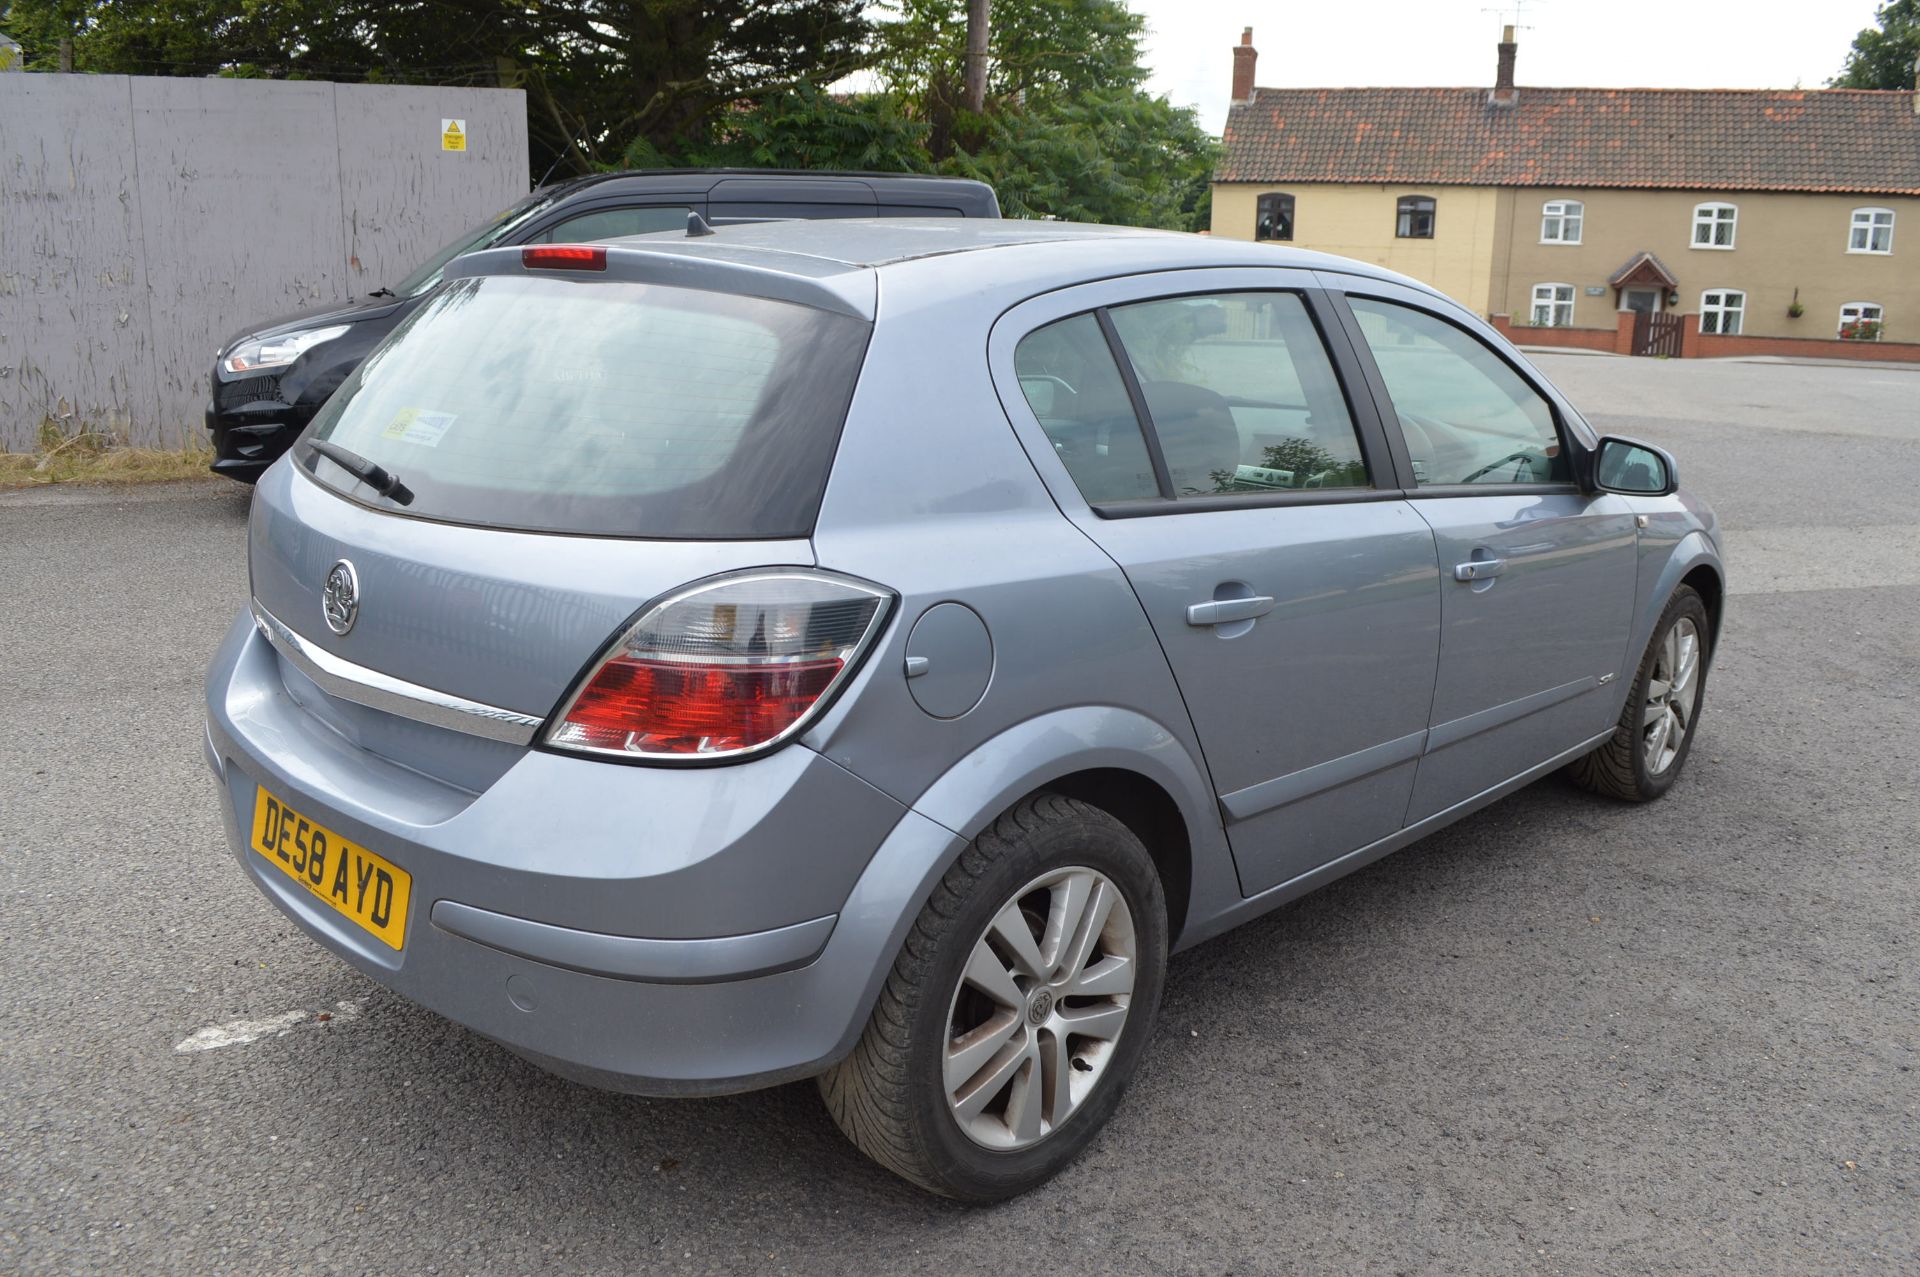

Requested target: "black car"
[{"left": 207, "top": 169, "right": 1000, "bottom": 481}]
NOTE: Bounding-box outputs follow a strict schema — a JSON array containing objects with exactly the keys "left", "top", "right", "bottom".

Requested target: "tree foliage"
[
  {"left": 868, "top": 0, "right": 1217, "bottom": 228},
  {"left": 1832, "top": 0, "right": 1919, "bottom": 89},
  {"left": 642, "top": 84, "right": 933, "bottom": 173},
  {"left": 0, "top": 0, "right": 1219, "bottom": 229}
]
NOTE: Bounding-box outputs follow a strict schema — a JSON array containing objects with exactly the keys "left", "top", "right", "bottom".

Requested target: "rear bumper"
[{"left": 203, "top": 611, "right": 964, "bottom": 1095}]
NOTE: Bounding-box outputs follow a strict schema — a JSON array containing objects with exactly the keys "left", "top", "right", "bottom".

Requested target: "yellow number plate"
[{"left": 249, "top": 787, "right": 411, "bottom": 951}]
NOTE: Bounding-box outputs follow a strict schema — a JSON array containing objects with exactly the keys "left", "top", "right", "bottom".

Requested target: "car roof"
[
  {"left": 612, "top": 217, "right": 1437, "bottom": 289},
  {"left": 621, "top": 216, "right": 1168, "bottom": 267},
  {"left": 450, "top": 218, "right": 1443, "bottom": 321}
]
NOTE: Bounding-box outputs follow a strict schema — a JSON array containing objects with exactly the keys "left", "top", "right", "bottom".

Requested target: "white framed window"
[
  {"left": 1849, "top": 207, "right": 1894, "bottom": 254},
  {"left": 1396, "top": 195, "right": 1436, "bottom": 239},
  {"left": 1692, "top": 202, "right": 1737, "bottom": 249},
  {"left": 1530, "top": 283, "right": 1576, "bottom": 327},
  {"left": 1540, "top": 200, "right": 1584, "bottom": 243},
  {"left": 1838, "top": 302, "right": 1884, "bottom": 341},
  {"left": 1699, "top": 289, "right": 1745, "bottom": 335}
]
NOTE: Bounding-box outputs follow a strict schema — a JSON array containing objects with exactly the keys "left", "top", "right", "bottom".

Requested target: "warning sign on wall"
[{"left": 441, "top": 119, "right": 466, "bottom": 152}]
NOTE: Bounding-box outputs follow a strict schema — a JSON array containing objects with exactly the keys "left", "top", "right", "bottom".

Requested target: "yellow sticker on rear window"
[{"left": 381, "top": 407, "right": 455, "bottom": 447}]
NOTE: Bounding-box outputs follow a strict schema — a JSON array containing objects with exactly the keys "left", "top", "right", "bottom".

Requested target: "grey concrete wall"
[{"left": 0, "top": 75, "right": 527, "bottom": 449}]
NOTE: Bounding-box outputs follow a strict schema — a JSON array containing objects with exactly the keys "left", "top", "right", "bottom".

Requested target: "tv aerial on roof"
[{"left": 1480, "top": 0, "right": 1543, "bottom": 33}]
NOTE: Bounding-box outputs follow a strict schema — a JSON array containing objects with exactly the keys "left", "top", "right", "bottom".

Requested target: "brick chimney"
[
  {"left": 1232, "top": 28, "right": 1257, "bottom": 105},
  {"left": 1492, "top": 25, "right": 1517, "bottom": 107}
]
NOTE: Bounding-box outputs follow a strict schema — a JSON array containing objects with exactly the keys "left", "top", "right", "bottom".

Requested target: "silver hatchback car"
[{"left": 204, "top": 218, "right": 1723, "bottom": 1200}]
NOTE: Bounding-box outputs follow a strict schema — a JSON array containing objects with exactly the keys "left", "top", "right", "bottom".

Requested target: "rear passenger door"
[
  {"left": 1328, "top": 280, "right": 1639, "bottom": 822},
  {"left": 991, "top": 270, "right": 1443, "bottom": 898}
]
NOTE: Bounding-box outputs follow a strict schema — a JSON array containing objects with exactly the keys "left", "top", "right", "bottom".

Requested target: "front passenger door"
[{"left": 1338, "top": 288, "right": 1639, "bottom": 823}]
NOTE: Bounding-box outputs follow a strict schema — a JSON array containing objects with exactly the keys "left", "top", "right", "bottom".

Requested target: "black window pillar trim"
[
  {"left": 1319, "top": 290, "right": 1421, "bottom": 491},
  {"left": 1301, "top": 288, "right": 1404, "bottom": 496},
  {"left": 1093, "top": 306, "right": 1178, "bottom": 499}
]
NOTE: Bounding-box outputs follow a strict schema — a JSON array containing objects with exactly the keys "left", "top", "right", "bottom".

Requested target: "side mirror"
[{"left": 1589, "top": 435, "right": 1677, "bottom": 496}]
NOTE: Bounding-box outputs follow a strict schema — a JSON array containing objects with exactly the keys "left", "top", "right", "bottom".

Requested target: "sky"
[{"left": 1133, "top": 0, "right": 1890, "bottom": 134}]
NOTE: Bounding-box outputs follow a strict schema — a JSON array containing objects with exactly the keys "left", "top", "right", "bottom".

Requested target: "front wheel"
[
  {"left": 818, "top": 793, "right": 1167, "bottom": 1201},
  {"left": 1569, "top": 585, "right": 1711, "bottom": 801}
]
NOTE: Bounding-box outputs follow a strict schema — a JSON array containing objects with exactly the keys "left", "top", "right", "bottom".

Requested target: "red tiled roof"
[{"left": 1218, "top": 87, "right": 1920, "bottom": 195}]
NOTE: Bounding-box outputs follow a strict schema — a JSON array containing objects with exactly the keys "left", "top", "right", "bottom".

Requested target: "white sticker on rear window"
[{"left": 381, "top": 408, "right": 456, "bottom": 447}]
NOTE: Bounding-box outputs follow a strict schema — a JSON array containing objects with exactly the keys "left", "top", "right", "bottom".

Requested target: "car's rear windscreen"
[{"left": 298, "top": 273, "right": 871, "bottom": 539}]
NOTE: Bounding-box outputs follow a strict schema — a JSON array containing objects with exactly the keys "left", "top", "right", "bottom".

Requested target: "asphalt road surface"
[{"left": 3, "top": 354, "right": 1916, "bottom": 1275}]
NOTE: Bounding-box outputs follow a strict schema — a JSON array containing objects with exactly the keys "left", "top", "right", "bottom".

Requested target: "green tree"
[
  {"left": 946, "top": 88, "right": 1212, "bottom": 227},
  {"left": 870, "top": 0, "right": 1217, "bottom": 228},
  {"left": 1832, "top": 0, "right": 1919, "bottom": 88},
  {"left": 649, "top": 84, "right": 932, "bottom": 172}
]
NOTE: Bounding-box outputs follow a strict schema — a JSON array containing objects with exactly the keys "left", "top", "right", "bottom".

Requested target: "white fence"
[{"left": 0, "top": 74, "right": 527, "bottom": 449}]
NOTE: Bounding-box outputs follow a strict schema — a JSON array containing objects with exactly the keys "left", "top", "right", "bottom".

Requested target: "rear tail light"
[
  {"left": 521, "top": 244, "right": 607, "bottom": 271},
  {"left": 545, "top": 570, "right": 893, "bottom": 762}
]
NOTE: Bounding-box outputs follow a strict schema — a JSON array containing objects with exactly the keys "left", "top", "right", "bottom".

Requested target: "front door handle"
[
  {"left": 1453, "top": 558, "right": 1508, "bottom": 582},
  {"left": 1186, "top": 595, "right": 1276, "bottom": 626}
]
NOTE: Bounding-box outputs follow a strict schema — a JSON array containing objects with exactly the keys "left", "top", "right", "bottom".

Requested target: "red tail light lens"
[
  {"left": 545, "top": 571, "right": 892, "bottom": 761},
  {"left": 520, "top": 244, "right": 607, "bottom": 271}
]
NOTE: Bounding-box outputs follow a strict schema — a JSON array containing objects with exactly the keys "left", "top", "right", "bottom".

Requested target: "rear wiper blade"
[{"left": 307, "top": 440, "right": 414, "bottom": 505}]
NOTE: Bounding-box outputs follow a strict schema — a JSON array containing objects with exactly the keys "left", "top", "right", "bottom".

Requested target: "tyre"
[
  {"left": 819, "top": 793, "right": 1168, "bottom": 1201},
  {"left": 1568, "top": 585, "right": 1711, "bottom": 802}
]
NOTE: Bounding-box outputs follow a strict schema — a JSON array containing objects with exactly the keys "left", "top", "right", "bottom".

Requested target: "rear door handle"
[
  {"left": 1186, "top": 596, "right": 1276, "bottom": 626},
  {"left": 1453, "top": 558, "right": 1507, "bottom": 582}
]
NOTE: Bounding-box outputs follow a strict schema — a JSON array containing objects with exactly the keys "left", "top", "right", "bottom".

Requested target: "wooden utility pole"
[{"left": 962, "top": 0, "right": 989, "bottom": 115}]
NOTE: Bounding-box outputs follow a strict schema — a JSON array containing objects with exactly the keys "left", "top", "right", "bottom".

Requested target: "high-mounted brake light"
[
  {"left": 545, "top": 570, "right": 893, "bottom": 762},
  {"left": 520, "top": 244, "right": 607, "bottom": 272}
]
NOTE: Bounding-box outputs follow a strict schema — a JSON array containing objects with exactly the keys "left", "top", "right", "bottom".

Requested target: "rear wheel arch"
[
  {"left": 903, "top": 706, "right": 1225, "bottom": 952},
  {"left": 1011, "top": 769, "right": 1192, "bottom": 949}
]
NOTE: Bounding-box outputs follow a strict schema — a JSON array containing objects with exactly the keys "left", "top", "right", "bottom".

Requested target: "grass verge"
[{"left": 1, "top": 432, "right": 213, "bottom": 489}]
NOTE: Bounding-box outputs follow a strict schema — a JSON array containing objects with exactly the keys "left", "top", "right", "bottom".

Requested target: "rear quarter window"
[{"left": 300, "top": 274, "right": 870, "bottom": 538}]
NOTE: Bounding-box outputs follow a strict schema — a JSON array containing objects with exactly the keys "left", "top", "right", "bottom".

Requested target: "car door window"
[
  {"left": 1347, "top": 297, "right": 1569, "bottom": 487},
  {"left": 534, "top": 205, "right": 691, "bottom": 243},
  {"left": 1105, "top": 292, "right": 1367, "bottom": 496},
  {"left": 1013, "top": 313, "right": 1161, "bottom": 503}
]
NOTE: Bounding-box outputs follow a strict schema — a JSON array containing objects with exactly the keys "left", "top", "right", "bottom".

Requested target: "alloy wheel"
[
  {"left": 943, "top": 866, "right": 1137, "bottom": 1150},
  {"left": 1643, "top": 617, "right": 1702, "bottom": 775}
]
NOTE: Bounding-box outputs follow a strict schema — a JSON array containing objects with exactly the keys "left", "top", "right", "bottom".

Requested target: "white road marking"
[
  {"left": 174, "top": 1010, "right": 309, "bottom": 1053},
  {"left": 174, "top": 1000, "right": 365, "bottom": 1054}
]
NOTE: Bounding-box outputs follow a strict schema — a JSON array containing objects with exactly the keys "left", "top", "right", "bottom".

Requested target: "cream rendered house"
[{"left": 1212, "top": 28, "right": 1920, "bottom": 350}]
